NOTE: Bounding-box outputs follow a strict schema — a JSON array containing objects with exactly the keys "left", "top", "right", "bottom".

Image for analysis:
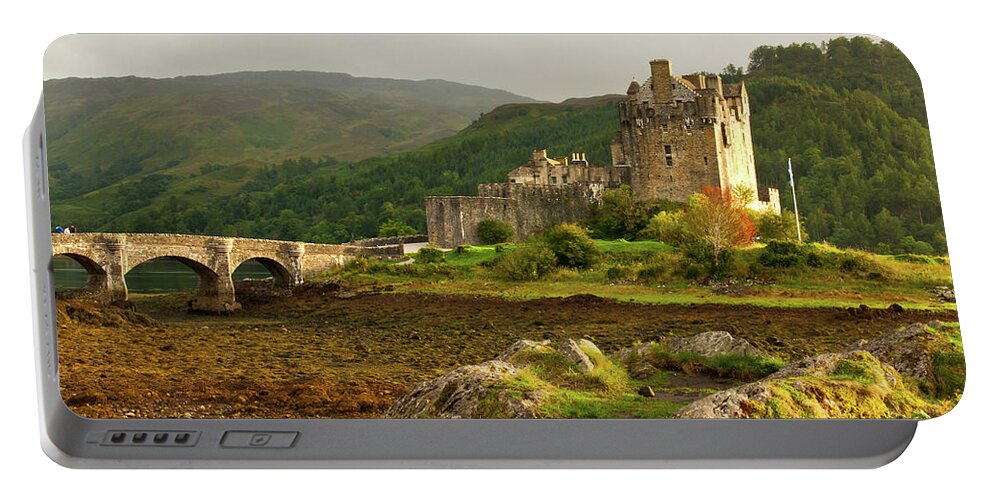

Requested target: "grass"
[
  {"left": 743, "top": 351, "right": 951, "bottom": 419},
  {"left": 329, "top": 239, "right": 957, "bottom": 311},
  {"left": 490, "top": 342, "right": 683, "bottom": 418}
]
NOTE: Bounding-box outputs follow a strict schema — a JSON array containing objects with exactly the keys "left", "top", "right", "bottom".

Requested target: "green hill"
[
  {"left": 103, "top": 96, "right": 625, "bottom": 241},
  {"left": 45, "top": 71, "right": 537, "bottom": 225},
  {"left": 48, "top": 37, "right": 946, "bottom": 255}
]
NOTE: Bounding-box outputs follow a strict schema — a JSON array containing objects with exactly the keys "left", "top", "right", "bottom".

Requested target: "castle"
[
  {"left": 426, "top": 59, "right": 781, "bottom": 248},
  {"left": 611, "top": 59, "right": 779, "bottom": 212}
]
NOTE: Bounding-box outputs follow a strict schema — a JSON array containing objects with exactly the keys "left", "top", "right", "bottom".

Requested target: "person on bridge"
[
  {"left": 54, "top": 226, "right": 63, "bottom": 234},
  {"left": 68, "top": 224, "right": 77, "bottom": 234},
  {"left": 63, "top": 226, "right": 71, "bottom": 235}
]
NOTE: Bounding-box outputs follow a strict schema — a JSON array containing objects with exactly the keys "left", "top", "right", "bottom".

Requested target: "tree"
[
  {"left": 476, "top": 219, "right": 515, "bottom": 244},
  {"left": 544, "top": 223, "right": 599, "bottom": 268},
  {"left": 684, "top": 186, "right": 757, "bottom": 267},
  {"left": 587, "top": 185, "right": 649, "bottom": 239},
  {"left": 378, "top": 219, "right": 418, "bottom": 237}
]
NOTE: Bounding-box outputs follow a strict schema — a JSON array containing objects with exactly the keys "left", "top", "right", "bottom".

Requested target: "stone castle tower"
[{"left": 611, "top": 59, "right": 780, "bottom": 213}]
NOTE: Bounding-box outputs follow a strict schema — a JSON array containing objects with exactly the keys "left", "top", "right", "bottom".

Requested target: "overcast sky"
[{"left": 45, "top": 34, "right": 849, "bottom": 102}]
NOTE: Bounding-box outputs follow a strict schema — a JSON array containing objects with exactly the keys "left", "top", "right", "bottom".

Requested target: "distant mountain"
[{"left": 45, "top": 70, "right": 537, "bottom": 223}]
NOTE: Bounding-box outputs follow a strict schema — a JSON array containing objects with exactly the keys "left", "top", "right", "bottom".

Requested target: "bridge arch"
[
  {"left": 233, "top": 257, "right": 294, "bottom": 289},
  {"left": 125, "top": 255, "right": 223, "bottom": 297},
  {"left": 53, "top": 252, "right": 109, "bottom": 298}
]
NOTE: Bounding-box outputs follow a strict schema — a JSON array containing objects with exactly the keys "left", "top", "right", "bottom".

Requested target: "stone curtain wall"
[
  {"left": 425, "top": 196, "right": 518, "bottom": 248},
  {"left": 426, "top": 183, "right": 602, "bottom": 248}
]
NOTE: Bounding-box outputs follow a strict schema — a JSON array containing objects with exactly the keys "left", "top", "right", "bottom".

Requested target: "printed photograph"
[{"left": 45, "top": 34, "right": 963, "bottom": 419}]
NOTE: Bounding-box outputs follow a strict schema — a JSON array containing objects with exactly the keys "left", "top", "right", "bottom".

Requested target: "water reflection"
[{"left": 53, "top": 255, "right": 273, "bottom": 293}]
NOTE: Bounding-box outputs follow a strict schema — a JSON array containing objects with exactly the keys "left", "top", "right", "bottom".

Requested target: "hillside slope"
[
  {"left": 90, "top": 96, "right": 625, "bottom": 241},
  {"left": 45, "top": 71, "right": 536, "bottom": 223}
]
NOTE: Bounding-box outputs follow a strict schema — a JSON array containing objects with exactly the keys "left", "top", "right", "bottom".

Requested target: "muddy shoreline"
[{"left": 57, "top": 289, "right": 958, "bottom": 419}]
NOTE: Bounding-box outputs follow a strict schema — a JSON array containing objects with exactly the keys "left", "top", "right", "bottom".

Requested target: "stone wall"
[
  {"left": 425, "top": 196, "right": 518, "bottom": 248},
  {"left": 426, "top": 183, "right": 602, "bottom": 248}
]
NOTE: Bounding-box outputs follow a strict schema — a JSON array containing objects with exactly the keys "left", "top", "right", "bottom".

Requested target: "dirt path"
[{"left": 57, "top": 289, "right": 957, "bottom": 419}]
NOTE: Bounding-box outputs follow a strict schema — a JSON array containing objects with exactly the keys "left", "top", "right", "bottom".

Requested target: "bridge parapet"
[{"left": 51, "top": 233, "right": 395, "bottom": 312}]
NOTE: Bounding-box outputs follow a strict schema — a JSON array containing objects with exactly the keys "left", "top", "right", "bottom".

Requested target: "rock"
[
  {"left": 846, "top": 323, "right": 957, "bottom": 391},
  {"left": 888, "top": 303, "right": 905, "bottom": 313},
  {"left": 675, "top": 350, "right": 933, "bottom": 419},
  {"left": 385, "top": 361, "right": 541, "bottom": 418},
  {"left": 388, "top": 338, "right": 610, "bottom": 418},
  {"left": 497, "top": 340, "right": 550, "bottom": 362},
  {"left": 629, "top": 361, "right": 657, "bottom": 379},
  {"left": 576, "top": 338, "right": 602, "bottom": 356},
  {"left": 664, "top": 331, "right": 767, "bottom": 357},
  {"left": 615, "top": 342, "right": 655, "bottom": 362},
  {"left": 557, "top": 339, "right": 595, "bottom": 372},
  {"left": 637, "top": 386, "right": 655, "bottom": 398},
  {"left": 934, "top": 287, "right": 956, "bottom": 303}
]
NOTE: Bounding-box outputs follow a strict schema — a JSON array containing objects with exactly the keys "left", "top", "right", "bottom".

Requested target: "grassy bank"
[{"left": 324, "top": 239, "right": 956, "bottom": 311}]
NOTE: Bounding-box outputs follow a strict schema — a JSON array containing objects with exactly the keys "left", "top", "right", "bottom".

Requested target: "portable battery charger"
[{"left": 26, "top": 34, "right": 963, "bottom": 468}]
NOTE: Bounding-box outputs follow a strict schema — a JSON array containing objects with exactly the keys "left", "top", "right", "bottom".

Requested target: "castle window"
[
  {"left": 562, "top": 175, "right": 569, "bottom": 184},
  {"left": 551, "top": 176, "right": 557, "bottom": 185},
  {"left": 704, "top": 156, "right": 708, "bottom": 166},
  {"left": 510, "top": 179, "right": 516, "bottom": 183},
  {"left": 721, "top": 122, "right": 729, "bottom": 146},
  {"left": 664, "top": 145, "right": 673, "bottom": 167}
]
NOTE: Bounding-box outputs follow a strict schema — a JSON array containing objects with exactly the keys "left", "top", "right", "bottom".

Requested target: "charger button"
[{"left": 220, "top": 431, "right": 298, "bottom": 448}]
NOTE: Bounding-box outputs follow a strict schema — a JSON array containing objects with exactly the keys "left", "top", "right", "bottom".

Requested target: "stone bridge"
[{"left": 51, "top": 233, "right": 402, "bottom": 312}]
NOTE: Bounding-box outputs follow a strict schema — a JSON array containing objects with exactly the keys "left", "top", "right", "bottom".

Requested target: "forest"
[{"left": 62, "top": 37, "right": 946, "bottom": 255}]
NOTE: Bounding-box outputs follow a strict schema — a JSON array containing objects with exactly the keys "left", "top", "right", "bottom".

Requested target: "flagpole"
[{"left": 788, "top": 157, "right": 802, "bottom": 242}]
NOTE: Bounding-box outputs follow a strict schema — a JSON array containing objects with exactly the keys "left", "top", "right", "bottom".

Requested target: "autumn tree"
[{"left": 684, "top": 186, "right": 757, "bottom": 268}]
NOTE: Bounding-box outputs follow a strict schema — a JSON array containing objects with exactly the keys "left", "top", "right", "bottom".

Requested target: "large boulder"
[
  {"left": 675, "top": 350, "right": 941, "bottom": 419},
  {"left": 557, "top": 339, "right": 596, "bottom": 372},
  {"left": 387, "top": 338, "right": 607, "bottom": 418},
  {"left": 385, "top": 361, "right": 542, "bottom": 418},
  {"left": 615, "top": 331, "right": 769, "bottom": 382},
  {"left": 664, "top": 331, "right": 767, "bottom": 357},
  {"left": 497, "top": 340, "right": 551, "bottom": 362},
  {"left": 847, "top": 322, "right": 964, "bottom": 397}
]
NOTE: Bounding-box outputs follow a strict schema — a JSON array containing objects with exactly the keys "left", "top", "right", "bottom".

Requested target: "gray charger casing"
[{"left": 24, "top": 98, "right": 917, "bottom": 468}]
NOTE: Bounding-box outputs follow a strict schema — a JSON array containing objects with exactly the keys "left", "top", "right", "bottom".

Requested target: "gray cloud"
[{"left": 45, "top": 34, "right": 849, "bottom": 102}]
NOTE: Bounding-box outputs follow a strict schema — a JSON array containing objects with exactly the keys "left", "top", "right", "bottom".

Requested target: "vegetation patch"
[
  {"left": 476, "top": 219, "right": 515, "bottom": 244},
  {"left": 624, "top": 342, "right": 785, "bottom": 382}
]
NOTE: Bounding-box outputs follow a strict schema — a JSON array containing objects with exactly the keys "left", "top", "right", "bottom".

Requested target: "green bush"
[
  {"left": 476, "top": 219, "right": 515, "bottom": 244},
  {"left": 586, "top": 185, "right": 650, "bottom": 240},
  {"left": 414, "top": 246, "right": 445, "bottom": 264},
  {"left": 604, "top": 265, "right": 633, "bottom": 283},
  {"left": 641, "top": 210, "right": 691, "bottom": 246},
  {"left": 758, "top": 239, "right": 806, "bottom": 268},
  {"left": 682, "top": 239, "right": 734, "bottom": 278},
  {"left": 893, "top": 253, "right": 936, "bottom": 264},
  {"left": 636, "top": 264, "right": 667, "bottom": 284},
  {"left": 492, "top": 242, "right": 557, "bottom": 281},
  {"left": 544, "top": 223, "right": 599, "bottom": 269},
  {"left": 378, "top": 219, "right": 418, "bottom": 237},
  {"left": 835, "top": 250, "right": 893, "bottom": 280}
]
